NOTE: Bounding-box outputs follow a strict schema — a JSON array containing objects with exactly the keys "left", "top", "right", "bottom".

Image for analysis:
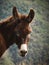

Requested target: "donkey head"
[{"left": 13, "top": 7, "right": 34, "bottom": 57}]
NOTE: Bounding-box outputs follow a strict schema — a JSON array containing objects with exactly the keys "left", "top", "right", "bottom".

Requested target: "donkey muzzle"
[{"left": 20, "top": 44, "right": 28, "bottom": 57}]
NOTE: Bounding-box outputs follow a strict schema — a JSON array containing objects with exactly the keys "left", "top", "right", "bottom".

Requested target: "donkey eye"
[
  {"left": 16, "top": 32, "right": 20, "bottom": 36},
  {"left": 16, "top": 33, "right": 20, "bottom": 36}
]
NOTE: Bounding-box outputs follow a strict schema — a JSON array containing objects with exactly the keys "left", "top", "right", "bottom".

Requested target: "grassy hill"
[{"left": 0, "top": 0, "right": 49, "bottom": 65}]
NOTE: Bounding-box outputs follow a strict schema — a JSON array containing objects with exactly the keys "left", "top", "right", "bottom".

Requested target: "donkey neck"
[
  {"left": 0, "top": 31, "right": 15, "bottom": 58},
  {"left": 0, "top": 16, "right": 15, "bottom": 57}
]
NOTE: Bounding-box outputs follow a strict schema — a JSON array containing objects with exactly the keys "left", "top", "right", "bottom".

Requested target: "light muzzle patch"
[{"left": 20, "top": 44, "right": 28, "bottom": 51}]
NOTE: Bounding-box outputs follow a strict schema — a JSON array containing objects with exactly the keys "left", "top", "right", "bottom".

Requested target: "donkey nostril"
[
  {"left": 20, "top": 50, "right": 27, "bottom": 57},
  {"left": 20, "top": 50, "right": 27, "bottom": 54}
]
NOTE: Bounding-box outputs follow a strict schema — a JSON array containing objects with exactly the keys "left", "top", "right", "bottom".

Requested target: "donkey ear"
[
  {"left": 13, "top": 7, "right": 18, "bottom": 18},
  {"left": 27, "top": 9, "right": 34, "bottom": 23}
]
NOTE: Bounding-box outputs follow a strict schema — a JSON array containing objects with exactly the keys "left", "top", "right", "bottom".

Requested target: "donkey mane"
[{"left": 0, "top": 16, "right": 13, "bottom": 24}]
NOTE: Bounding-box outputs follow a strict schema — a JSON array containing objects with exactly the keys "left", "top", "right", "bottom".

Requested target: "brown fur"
[{"left": 0, "top": 7, "right": 34, "bottom": 57}]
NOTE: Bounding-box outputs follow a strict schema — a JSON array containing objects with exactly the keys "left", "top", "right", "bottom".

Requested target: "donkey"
[{"left": 0, "top": 7, "right": 34, "bottom": 57}]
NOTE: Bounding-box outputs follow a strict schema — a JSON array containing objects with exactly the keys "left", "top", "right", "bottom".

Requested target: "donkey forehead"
[
  {"left": 15, "top": 19, "right": 31, "bottom": 30},
  {"left": 15, "top": 23, "right": 32, "bottom": 36},
  {"left": 18, "top": 13, "right": 27, "bottom": 19},
  {"left": 15, "top": 18, "right": 28, "bottom": 28},
  {"left": 14, "top": 14, "right": 32, "bottom": 33}
]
